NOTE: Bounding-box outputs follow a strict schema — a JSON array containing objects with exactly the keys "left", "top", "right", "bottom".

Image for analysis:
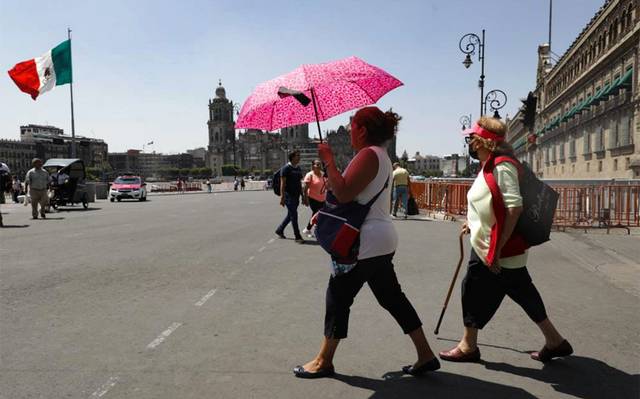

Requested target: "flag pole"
[{"left": 68, "top": 27, "right": 77, "bottom": 158}]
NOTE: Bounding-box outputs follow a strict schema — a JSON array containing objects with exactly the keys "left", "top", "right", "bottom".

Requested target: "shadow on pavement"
[
  {"left": 333, "top": 371, "right": 537, "bottom": 399},
  {"left": 39, "top": 217, "right": 65, "bottom": 220},
  {"left": 1, "top": 224, "right": 29, "bottom": 228},
  {"left": 54, "top": 207, "right": 102, "bottom": 212},
  {"left": 482, "top": 356, "right": 639, "bottom": 399}
]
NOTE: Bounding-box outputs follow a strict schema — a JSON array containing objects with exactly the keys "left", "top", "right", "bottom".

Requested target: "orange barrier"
[
  {"left": 410, "top": 181, "right": 471, "bottom": 220},
  {"left": 410, "top": 181, "right": 640, "bottom": 228},
  {"left": 149, "top": 182, "right": 202, "bottom": 192},
  {"left": 551, "top": 185, "right": 639, "bottom": 230}
]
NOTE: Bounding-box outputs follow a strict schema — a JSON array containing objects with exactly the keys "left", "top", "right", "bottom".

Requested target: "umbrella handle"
[{"left": 310, "top": 88, "right": 323, "bottom": 143}]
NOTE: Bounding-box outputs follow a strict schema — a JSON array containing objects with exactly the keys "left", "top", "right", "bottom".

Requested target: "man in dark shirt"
[{"left": 276, "top": 151, "right": 307, "bottom": 243}]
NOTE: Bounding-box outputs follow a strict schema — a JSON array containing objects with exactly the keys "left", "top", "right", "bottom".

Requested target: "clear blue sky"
[{"left": 0, "top": 0, "right": 605, "bottom": 157}]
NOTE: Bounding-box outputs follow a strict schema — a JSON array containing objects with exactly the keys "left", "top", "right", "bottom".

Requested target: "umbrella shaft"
[{"left": 310, "top": 88, "right": 323, "bottom": 143}]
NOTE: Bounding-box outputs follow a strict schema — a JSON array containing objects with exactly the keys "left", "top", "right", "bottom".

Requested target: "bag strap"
[
  {"left": 364, "top": 175, "right": 390, "bottom": 207},
  {"left": 494, "top": 156, "right": 523, "bottom": 179}
]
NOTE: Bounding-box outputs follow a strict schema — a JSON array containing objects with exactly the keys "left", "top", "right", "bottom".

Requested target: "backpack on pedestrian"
[
  {"left": 489, "top": 156, "right": 559, "bottom": 247},
  {"left": 272, "top": 167, "right": 283, "bottom": 196}
]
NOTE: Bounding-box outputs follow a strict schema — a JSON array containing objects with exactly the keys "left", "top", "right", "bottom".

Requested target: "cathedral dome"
[{"left": 215, "top": 79, "right": 226, "bottom": 99}]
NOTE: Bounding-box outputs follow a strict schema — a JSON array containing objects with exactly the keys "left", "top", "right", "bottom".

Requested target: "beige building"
[{"left": 510, "top": 0, "right": 639, "bottom": 179}]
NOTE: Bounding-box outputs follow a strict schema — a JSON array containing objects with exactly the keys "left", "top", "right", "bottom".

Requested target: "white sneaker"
[{"left": 302, "top": 228, "right": 310, "bottom": 235}]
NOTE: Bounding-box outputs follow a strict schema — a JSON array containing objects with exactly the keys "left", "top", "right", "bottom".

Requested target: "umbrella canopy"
[{"left": 235, "top": 56, "right": 403, "bottom": 135}]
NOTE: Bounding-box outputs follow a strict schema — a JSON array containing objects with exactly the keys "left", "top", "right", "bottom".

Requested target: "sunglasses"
[{"left": 464, "top": 135, "right": 474, "bottom": 144}]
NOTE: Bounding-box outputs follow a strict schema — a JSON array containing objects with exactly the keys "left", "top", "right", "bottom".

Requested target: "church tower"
[{"left": 207, "top": 80, "right": 236, "bottom": 174}]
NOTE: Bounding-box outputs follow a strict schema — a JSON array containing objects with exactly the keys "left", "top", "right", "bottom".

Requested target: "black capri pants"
[
  {"left": 306, "top": 198, "right": 325, "bottom": 230},
  {"left": 324, "top": 253, "right": 423, "bottom": 339},
  {"left": 462, "top": 249, "right": 548, "bottom": 329}
]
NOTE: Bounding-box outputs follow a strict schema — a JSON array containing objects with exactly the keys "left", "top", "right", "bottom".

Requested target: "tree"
[
  {"left": 400, "top": 150, "right": 409, "bottom": 167},
  {"left": 221, "top": 164, "right": 238, "bottom": 176}
]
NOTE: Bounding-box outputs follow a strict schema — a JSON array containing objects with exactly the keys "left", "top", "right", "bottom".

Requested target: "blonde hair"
[{"left": 472, "top": 116, "right": 514, "bottom": 156}]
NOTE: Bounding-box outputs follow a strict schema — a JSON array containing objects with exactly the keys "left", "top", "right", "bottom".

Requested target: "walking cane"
[{"left": 434, "top": 231, "right": 465, "bottom": 335}]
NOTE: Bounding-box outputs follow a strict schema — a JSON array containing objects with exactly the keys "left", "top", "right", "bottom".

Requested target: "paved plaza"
[{"left": 0, "top": 191, "right": 638, "bottom": 398}]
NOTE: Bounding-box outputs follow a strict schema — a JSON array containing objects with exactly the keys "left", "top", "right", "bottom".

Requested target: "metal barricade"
[{"left": 410, "top": 180, "right": 639, "bottom": 230}]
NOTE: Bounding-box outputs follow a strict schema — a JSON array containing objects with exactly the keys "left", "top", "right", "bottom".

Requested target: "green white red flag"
[{"left": 8, "top": 40, "right": 72, "bottom": 100}]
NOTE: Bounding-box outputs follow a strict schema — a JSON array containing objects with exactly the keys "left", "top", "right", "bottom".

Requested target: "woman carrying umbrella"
[
  {"left": 293, "top": 107, "right": 439, "bottom": 378},
  {"left": 439, "top": 116, "right": 573, "bottom": 363}
]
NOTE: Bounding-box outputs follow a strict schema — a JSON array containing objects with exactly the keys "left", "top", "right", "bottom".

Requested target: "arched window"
[
  {"left": 628, "top": 4, "right": 633, "bottom": 26},
  {"left": 621, "top": 11, "right": 627, "bottom": 31}
]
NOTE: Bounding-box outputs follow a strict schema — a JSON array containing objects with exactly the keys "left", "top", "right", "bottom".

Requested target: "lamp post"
[
  {"left": 484, "top": 89, "right": 508, "bottom": 119},
  {"left": 459, "top": 114, "right": 472, "bottom": 130},
  {"left": 459, "top": 30, "right": 485, "bottom": 116},
  {"left": 231, "top": 102, "right": 241, "bottom": 168}
]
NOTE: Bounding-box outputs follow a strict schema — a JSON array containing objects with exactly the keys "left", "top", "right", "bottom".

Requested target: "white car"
[{"left": 109, "top": 175, "right": 147, "bottom": 202}]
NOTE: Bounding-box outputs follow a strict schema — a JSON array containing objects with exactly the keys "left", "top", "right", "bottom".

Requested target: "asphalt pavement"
[{"left": 0, "top": 191, "right": 638, "bottom": 398}]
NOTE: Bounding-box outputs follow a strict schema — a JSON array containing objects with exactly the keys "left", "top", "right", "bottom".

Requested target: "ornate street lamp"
[
  {"left": 459, "top": 30, "right": 485, "bottom": 116},
  {"left": 459, "top": 114, "right": 472, "bottom": 130},
  {"left": 484, "top": 89, "right": 507, "bottom": 119}
]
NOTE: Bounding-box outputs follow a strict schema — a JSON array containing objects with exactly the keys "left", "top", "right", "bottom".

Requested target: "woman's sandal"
[
  {"left": 293, "top": 365, "right": 335, "bottom": 379},
  {"left": 402, "top": 357, "right": 441, "bottom": 376},
  {"left": 531, "top": 339, "right": 573, "bottom": 362}
]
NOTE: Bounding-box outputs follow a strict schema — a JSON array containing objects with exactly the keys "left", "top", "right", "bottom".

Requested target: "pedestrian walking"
[
  {"left": 275, "top": 151, "right": 305, "bottom": 243},
  {"left": 206, "top": 178, "right": 212, "bottom": 193},
  {"left": 439, "top": 116, "right": 573, "bottom": 363},
  {"left": 293, "top": 107, "right": 439, "bottom": 379},
  {"left": 24, "top": 158, "right": 50, "bottom": 220},
  {"left": 240, "top": 176, "right": 246, "bottom": 191},
  {"left": 301, "top": 159, "right": 326, "bottom": 238},
  {"left": 176, "top": 178, "right": 183, "bottom": 194},
  {"left": 0, "top": 162, "right": 11, "bottom": 227},
  {"left": 392, "top": 162, "right": 410, "bottom": 219},
  {"left": 12, "top": 176, "right": 22, "bottom": 203},
  {"left": 233, "top": 177, "right": 239, "bottom": 191}
]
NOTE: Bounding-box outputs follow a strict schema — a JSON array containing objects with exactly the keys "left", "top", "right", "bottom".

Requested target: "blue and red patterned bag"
[{"left": 315, "top": 180, "right": 388, "bottom": 275}]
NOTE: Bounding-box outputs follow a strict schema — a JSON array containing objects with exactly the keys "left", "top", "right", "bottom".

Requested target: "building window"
[
  {"left": 595, "top": 127, "right": 604, "bottom": 152},
  {"left": 614, "top": 159, "right": 618, "bottom": 171},
  {"left": 582, "top": 130, "right": 591, "bottom": 154},
  {"left": 569, "top": 139, "right": 576, "bottom": 159},
  {"left": 572, "top": 164, "right": 575, "bottom": 174},
  {"left": 598, "top": 160, "right": 603, "bottom": 172},
  {"left": 586, "top": 162, "right": 590, "bottom": 172},
  {"left": 626, "top": 157, "right": 631, "bottom": 169}
]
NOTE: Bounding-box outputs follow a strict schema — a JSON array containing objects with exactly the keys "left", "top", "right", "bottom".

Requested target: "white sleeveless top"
[{"left": 343, "top": 146, "right": 397, "bottom": 260}]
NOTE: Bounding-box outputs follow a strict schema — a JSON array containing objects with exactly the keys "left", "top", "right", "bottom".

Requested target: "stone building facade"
[
  {"left": 207, "top": 81, "right": 238, "bottom": 175},
  {"left": 510, "top": 0, "right": 639, "bottom": 179},
  {"left": 1, "top": 124, "right": 108, "bottom": 177},
  {"left": 0, "top": 139, "right": 36, "bottom": 177},
  {"left": 19, "top": 124, "right": 109, "bottom": 169},
  {"left": 205, "top": 83, "right": 362, "bottom": 176}
]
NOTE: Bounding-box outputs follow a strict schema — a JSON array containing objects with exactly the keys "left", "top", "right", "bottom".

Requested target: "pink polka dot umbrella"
[{"left": 235, "top": 56, "right": 403, "bottom": 142}]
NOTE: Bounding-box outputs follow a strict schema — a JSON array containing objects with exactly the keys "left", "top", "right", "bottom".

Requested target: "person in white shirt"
[
  {"left": 293, "top": 107, "right": 438, "bottom": 379},
  {"left": 439, "top": 117, "right": 572, "bottom": 364}
]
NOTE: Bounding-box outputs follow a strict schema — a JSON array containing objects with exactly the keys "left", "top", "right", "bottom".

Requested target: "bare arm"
[
  {"left": 279, "top": 176, "right": 286, "bottom": 206},
  {"left": 319, "top": 144, "right": 377, "bottom": 203}
]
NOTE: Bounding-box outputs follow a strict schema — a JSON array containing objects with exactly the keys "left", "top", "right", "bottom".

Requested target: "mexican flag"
[{"left": 8, "top": 40, "right": 72, "bottom": 100}]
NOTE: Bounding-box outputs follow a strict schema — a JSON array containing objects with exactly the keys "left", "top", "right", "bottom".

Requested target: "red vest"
[{"left": 482, "top": 154, "right": 530, "bottom": 265}]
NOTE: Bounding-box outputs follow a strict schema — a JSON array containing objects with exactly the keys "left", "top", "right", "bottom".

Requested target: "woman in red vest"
[{"left": 439, "top": 116, "right": 573, "bottom": 363}]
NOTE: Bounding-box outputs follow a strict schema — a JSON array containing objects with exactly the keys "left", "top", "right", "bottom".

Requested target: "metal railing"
[{"left": 410, "top": 180, "right": 640, "bottom": 228}]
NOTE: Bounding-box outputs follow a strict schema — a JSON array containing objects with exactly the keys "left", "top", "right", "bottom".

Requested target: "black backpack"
[
  {"left": 272, "top": 167, "right": 283, "bottom": 196},
  {"left": 495, "top": 157, "right": 559, "bottom": 246},
  {"left": 0, "top": 172, "right": 11, "bottom": 193}
]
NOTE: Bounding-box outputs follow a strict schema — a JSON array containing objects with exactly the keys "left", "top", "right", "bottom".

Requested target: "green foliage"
[
  {"left": 421, "top": 169, "right": 443, "bottom": 177},
  {"left": 221, "top": 164, "right": 238, "bottom": 176}
]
